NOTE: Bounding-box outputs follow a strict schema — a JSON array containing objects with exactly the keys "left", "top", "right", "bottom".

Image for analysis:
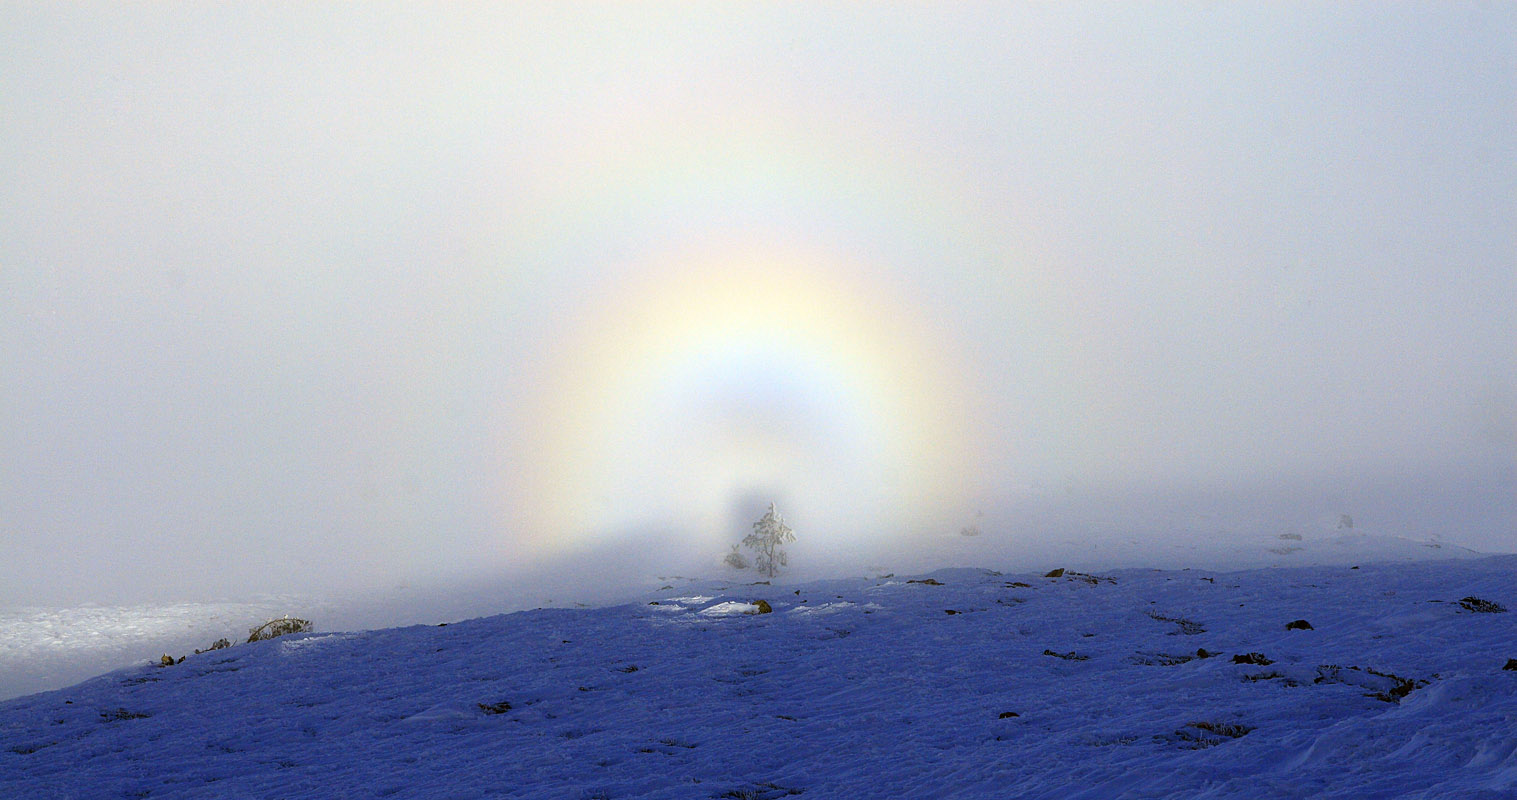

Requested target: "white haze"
[{"left": 1, "top": 3, "right": 1513, "bottom": 631}]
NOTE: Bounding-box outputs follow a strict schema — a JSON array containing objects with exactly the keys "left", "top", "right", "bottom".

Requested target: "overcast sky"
[{"left": 3, "top": 3, "right": 1513, "bottom": 607}]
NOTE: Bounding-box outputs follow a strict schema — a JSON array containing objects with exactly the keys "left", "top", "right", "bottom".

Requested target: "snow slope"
[
  {"left": 0, "top": 596, "right": 321, "bottom": 703},
  {"left": 3, "top": 555, "right": 1515, "bottom": 799},
  {"left": 0, "top": 525, "right": 1482, "bottom": 703}
]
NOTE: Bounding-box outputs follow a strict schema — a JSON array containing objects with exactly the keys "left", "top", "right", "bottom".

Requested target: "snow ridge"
[{"left": 2, "top": 557, "right": 1515, "bottom": 799}]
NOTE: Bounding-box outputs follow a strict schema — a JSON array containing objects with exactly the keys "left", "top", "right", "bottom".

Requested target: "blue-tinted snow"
[{"left": 2, "top": 554, "right": 1514, "bottom": 799}]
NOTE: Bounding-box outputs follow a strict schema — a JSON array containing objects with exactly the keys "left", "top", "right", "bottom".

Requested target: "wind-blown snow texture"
[{"left": 3, "top": 556, "right": 1515, "bottom": 799}]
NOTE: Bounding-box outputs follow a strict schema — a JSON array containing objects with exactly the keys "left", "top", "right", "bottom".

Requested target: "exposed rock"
[
  {"left": 1043, "top": 649, "right": 1090, "bottom": 661},
  {"left": 1241, "top": 671, "right": 1300, "bottom": 686},
  {"left": 1503, "top": 658, "right": 1517, "bottom": 671},
  {"left": 1377, "top": 680, "right": 1419, "bottom": 702},
  {"left": 1233, "top": 652, "right": 1274, "bottom": 665},
  {"left": 1314, "top": 664, "right": 1426, "bottom": 703},
  {"left": 752, "top": 599, "right": 773, "bottom": 614},
  {"left": 1129, "top": 652, "right": 1194, "bottom": 666},
  {"left": 1196, "top": 648, "right": 1217, "bottom": 659},
  {"left": 1286, "top": 619, "right": 1314, "bottom": 631},
  {"left": 1044, "top": 568, "right": 1065, "bottom": 578},
  {"left": 998, "top": 711, "right": 1020, "bottom": 719},
  {"left": 100, "top": 708, "right": 150, "bottom": 722},
  {"left": 1167, "top": 721, "right": 1254, "bottom": 749},
  {"left": 1147, "top": 611, "right": 1205, "bottom": 635},
  {"left": 1460, "top": 596, "right": 1507, "bottom": 613},
  {"left": 907, "top": 578, "right": 943, "bottom": 586},
  {"left": 716, "top": 782, "right": 804, "bottom": 799},
  {"left": 1189, "top": 721, "right": 1253, "bottom": 738}
]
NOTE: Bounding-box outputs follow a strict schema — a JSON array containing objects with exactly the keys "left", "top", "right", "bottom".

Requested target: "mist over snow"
[
  {"left": 0, "top": 514, "right": 1492, "bottom": 703},
  {"left": 1, "top": 0, "right": 1513, "bottom": 722}
]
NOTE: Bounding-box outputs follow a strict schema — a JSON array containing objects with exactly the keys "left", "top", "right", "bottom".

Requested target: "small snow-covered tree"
[
  {"left": 723, "top": 543, "right": 750, "bottom": 570},
  {"left": 742, "top": 502, "right": 795, "bottom": 579}
]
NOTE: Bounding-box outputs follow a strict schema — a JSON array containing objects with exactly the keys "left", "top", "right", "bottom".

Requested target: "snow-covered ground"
[
  {"left": 0, "top": 596, "right": 323, "bottom": 704},
  {"left": 0, "top": 525, "right": 1481, "bottom": 703},
  {"left": 3, "top": 545, "right": 1514, "bottom": 798}
]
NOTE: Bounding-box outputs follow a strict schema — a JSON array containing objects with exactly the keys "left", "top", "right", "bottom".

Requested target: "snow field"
[
  {"left": 0, "top": 596, "right": 317, "bottom": 703},
  {"left": 1, "top": 557, "right": 1514, "bottom": 799}
]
